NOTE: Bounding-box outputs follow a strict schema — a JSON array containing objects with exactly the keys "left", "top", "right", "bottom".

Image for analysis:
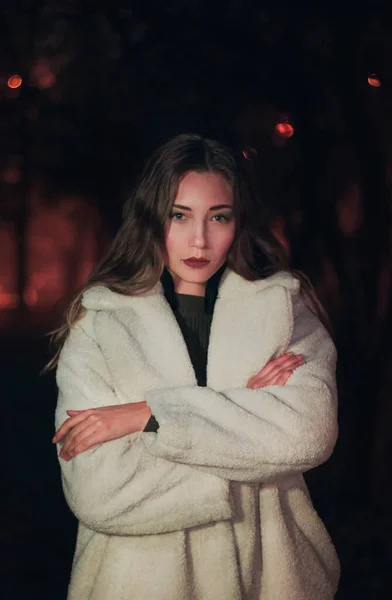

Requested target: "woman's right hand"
[{"left": 247, "top": 352, "right": 304, "bottom": 390}]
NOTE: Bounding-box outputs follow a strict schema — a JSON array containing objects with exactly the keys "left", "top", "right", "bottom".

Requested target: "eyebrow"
[{"left": 172, "top": 203, "right": 233, "bottom": 211}]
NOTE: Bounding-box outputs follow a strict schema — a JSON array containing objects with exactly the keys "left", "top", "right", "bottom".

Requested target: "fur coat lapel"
[
  {"left": 207, "top": 270, "right": 298, "bottom": 390},
  {"left": 82, "top": 269, "right": 300, "bottom": 396}
]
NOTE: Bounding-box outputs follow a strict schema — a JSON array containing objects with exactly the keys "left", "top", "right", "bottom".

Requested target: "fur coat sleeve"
[
  {"left": 143, "top": 296, "right": 338, "bottom": 482},
  {"left": 55, "top": 324, "right": 232, "bottom": 536}
]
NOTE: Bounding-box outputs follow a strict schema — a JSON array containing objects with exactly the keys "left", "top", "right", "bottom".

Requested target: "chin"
[
  {"left": 179, "top": 273, "right": 210, "bottom": 285},
  {"left": 181, "top": 265, "right": 218, "bottom": 281}
]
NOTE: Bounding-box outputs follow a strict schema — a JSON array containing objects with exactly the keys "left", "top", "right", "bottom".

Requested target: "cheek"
[
  {"left": 164, "top": 226, "right": 184, "bottom": 258},
  {"left": 215, "top": 226, "right": 236, "bottom": 255},
  {"left": 213, "top": 233, "right": 234, "bottom": 260}
]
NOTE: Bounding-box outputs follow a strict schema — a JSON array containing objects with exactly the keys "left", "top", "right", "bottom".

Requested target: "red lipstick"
[{"left": 183, "top": 258, "right": 210, "bottom": 269}]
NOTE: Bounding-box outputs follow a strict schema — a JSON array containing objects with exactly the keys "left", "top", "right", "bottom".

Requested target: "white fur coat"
[{"left": 55, "top": 269, "right": 340, "bottom": 599}]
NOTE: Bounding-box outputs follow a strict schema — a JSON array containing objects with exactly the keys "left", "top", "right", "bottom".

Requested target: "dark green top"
[
  {"left": 144, "top": 266, "right": 225, "bottom": 433},
  {"left": 174, "top": 293, "right": 212, "bottom": 387},
  {"left": 144, "top": 293, "right": 212, "bottom": 432}
]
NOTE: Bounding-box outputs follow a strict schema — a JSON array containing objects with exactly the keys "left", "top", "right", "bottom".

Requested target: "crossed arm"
[
  {"left": 54, "top": 326, "right": 236, "bottom": 536},
  {"left": 54, "top": 320, "right": 305, "bottom": 536},
  {"left": 54, "top": 352, "right": 303, "bottom": 460},
  {"left": 54, "top": 298, "right": 337, "bottom": 534},
  {"left": 136, "top": 302, "right": 337, "bottom": 482},
  {"left": 55, "top": 297, "right": 337, "bottom": 485}
]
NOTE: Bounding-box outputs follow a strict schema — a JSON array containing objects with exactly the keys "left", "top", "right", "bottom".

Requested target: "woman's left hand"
[{"left": 53, "top": 402, "right": 152, "bottom": 461}]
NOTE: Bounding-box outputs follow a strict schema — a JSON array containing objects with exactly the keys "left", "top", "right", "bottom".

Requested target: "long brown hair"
[{"left": 45, "top": 133, "right": 328, "bottom": 371}]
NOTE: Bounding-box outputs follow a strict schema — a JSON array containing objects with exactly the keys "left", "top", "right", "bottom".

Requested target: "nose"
[{"left": 190, "top": 222, "right": 208, "bottom": 249}]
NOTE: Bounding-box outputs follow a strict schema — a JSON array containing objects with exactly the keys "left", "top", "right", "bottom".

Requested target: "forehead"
[{"left": 175, "top": 171, "right": 233, "bottom": 207}]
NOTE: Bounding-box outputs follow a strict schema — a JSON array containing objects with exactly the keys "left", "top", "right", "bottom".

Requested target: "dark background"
[{"left": 1, "top": 2, "right": 392, "bottom": 598}]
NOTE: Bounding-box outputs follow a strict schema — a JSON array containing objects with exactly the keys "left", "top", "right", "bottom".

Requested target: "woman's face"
[{"left": 164, "top": 171, "right": 236, "bottom": 296}]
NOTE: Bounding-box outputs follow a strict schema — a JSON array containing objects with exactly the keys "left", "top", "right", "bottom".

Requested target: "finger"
[
  {"left": 59, "top": 418, "right": 97, "bottom": 458},
  {"left": 65, "top": 421, "right": 101, "bottom": 456},
  {"left": 247, "top": 353, "right": 302, "bottom": 386},
  {"left": 67, "top": 410, "right": 84, "bottom": 414},
  {"left": 65, "top": 428, "right": 106, "bottom": 460},
  {"left": 54, "top": 413, "right": 87, "bottom": 443},
  {"left": 272, "top": 370, "right": 293, "bottom": 386},
  {"left": 266, "top": 355, "right": 304, "bottom": 381},
  {"left": 61, "top": 423, "right": 98, "bottom": 460},
  {"left": 251, "top": 369, "right": 292, "bottom": 390},
  {"left": 53, "top": 411, "right": 93, "bottom": 443},
  {"left": 70, "top": 439, "right": 101, "bottom": 460},
  {"left": 272, "top": 353, "right": 303, "bottom": 371},
  {"left": 251, "top": 352, "right": 294, "bottom": 380},
  {"left": 248, "top": 355, "right": 303, "bottom": 389}
]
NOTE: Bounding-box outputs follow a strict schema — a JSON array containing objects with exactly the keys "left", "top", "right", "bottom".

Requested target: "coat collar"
[{"left": 81, "top": 268, "right": 300, "bottom": 311}]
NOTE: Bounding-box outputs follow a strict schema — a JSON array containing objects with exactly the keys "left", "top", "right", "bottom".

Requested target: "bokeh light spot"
[
  {"left": 275, "top": 122, "right": 294, "bottom": 138},
  {"left": 368, "top": 74, "right": 381, "bottom": 88},
  {"left": 7, "top": 74, "right": 23, "bottom": 89},
  {"left": 242, "top": 147, "right": 258, "bottom": 161}
]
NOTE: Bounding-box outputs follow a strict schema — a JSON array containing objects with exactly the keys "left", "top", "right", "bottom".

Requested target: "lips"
[{"left": 183, "top": 258, "right": 210, "bottom": 268}]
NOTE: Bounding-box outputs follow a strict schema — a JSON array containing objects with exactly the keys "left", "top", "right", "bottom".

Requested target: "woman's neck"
[{"left": 172, "top": 277, "right": 206, "bottom": 297}]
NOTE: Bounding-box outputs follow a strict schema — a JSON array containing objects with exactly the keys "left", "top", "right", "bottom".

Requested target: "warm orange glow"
[
  {"left": 275, "top": 122, "right": 294, "bottom": 138},
  {"left": 7, "top": 74, "right": 23, "bottom": 89},
  {"left": 0, "top": 225, "right": 18, "bottom": 310},
  {"left": 24, "top": 288, "right": 39, "bottom": 306},
  {"left": 368, "top": 74, "right": 381, "bottom": 88},
  {"left": 37, "top": 72, "right": 56, "bottom": 89},
  {"left": 0, "top": 290, "right": 19, "bottom": 309},
  {"left": 31, "top": 61, "right": 56, "bottom": 89},
  {"left": 0, "top": 189, "right": 107, "bottom": 314}
]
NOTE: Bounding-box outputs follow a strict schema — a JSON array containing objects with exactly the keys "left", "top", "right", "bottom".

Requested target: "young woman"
[{"left": 51, "top": 134, "right": 340, "bottom": 599}]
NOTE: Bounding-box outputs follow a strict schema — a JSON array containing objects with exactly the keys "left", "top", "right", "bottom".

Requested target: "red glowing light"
[
  {"left": 7, "top": 74, "right": 23, "bottom": 89},
  {"left": 368, "top": 74, "right": 381, "bottom": 88},
  {"left": 275, "top": 122, "right": 294, "bottom": 138}
]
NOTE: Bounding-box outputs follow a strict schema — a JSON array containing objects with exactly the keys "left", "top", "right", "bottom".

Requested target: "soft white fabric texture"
[{"left": 55, "top": 269, "right": 340, "bottom": 599}]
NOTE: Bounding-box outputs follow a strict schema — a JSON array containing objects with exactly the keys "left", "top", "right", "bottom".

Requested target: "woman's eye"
[
  {"left": 212, "top": 214, "right": 230, "bottom": 223},
  {"left": 170, "top": 212, "right": 185, "bottom": 220}
]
